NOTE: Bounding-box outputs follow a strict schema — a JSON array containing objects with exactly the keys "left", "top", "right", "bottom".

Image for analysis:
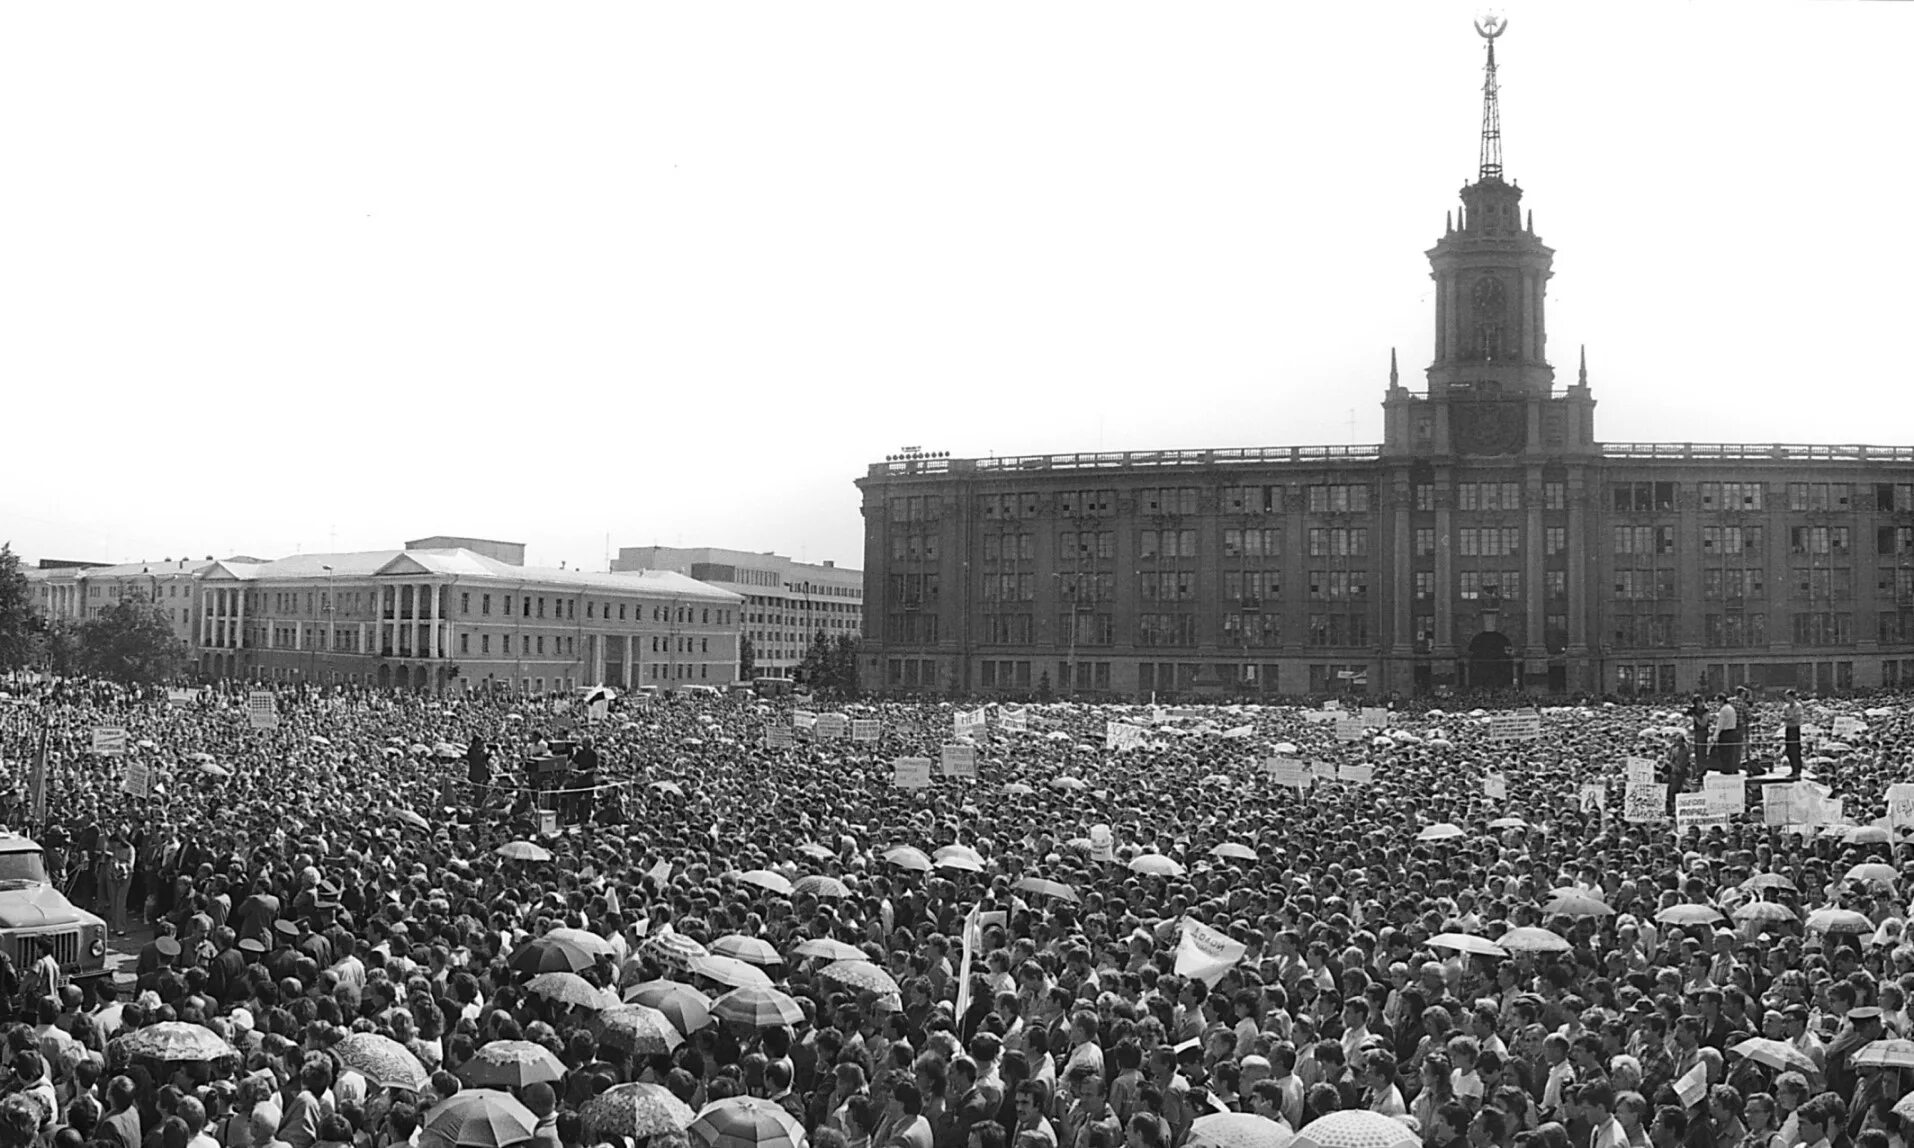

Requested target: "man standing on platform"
[
  {"left": 1710, "top": 694, "right": 1739, "bottom": 774},
  {"left": 1782, "top": 690, "right": 1805, "bottom": 778}
]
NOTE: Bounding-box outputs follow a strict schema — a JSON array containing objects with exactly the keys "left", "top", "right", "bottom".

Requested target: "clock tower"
[{"left": 1383, "top": 15, "right": 1596, "bottom": 459}]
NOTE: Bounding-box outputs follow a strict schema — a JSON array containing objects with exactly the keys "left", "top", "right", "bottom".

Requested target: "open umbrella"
[
  {"left": 590, "top": 1005, "right": 684, "bottom": 1056},
  {"left": 688, "top": 1097, "right": 807, "bottom": 1148},
  {"left": 420, "top": 1089, "right": 538, "bottom": 1148},
  {"left": 1002, "top": 782, "right": 1035, "bottom": 796},
  {"left": 1210, "top": 843, "right": 1259, "bottom": 863},
  {"left": 820, "top": 960, "right": 901, "bottom": 998},
  {"left": 711, "top": 935, "right": 784, "bottom": 967},
  {"left": 737, "top": 869, "right": 794, "bottom": 897},
  {"left": 1488, "top": 816, "right": 1529, "bottom": 830},
  {"left": 510, "top": 933, "right": 609, "bottom": 974},
  {"left": 580, "top": 1083, "right": 697, "bottom": 1141},
  {"left": 114, "top": 1022, "right": 237, "bottom": 1063},
  {"left": 1807, "top": 908, "right": 1876, "bottom": 934},
  {"left": 197, "top": 762, "right": 232, "bottom": 778},
  {"left": 933, "top": 844, "right": 986, "bottom": 872},
  {"left": 459, "top": 1041, "right": 567, "bottom": 1089},
  {"left": 335, "top": 1032, "right": 429, "bottom": 1092},
  {"left": 1846, "top": 826, "right": 1893, "bottom": 845},
  {"left": 1848, "top": 863, "right": 1901, "bottom": 886},
  {"left": 524, "top": 972, "right": 618, "bottom": 1011},
  {"left": 1129, "top": 854, "right": 1186, "bottom": 878},
  {"left": 1426, "top": 933, "right": 1508, "bottom": 959},
  {"left": 1050, "top": 777, "right": 1088, "bottom": 791},
  {"left": 710, "top": 986, "right": 805, "bottom": 1029},
  {"left": 1741, "top": 873, "right": 1797, "bottom": 893},
  {"left": 791, "top": 938, "right": 867, "bottom": 963},
  {"left": 1732, "top": 901, "right": 1798, "bottom": 925},
  {"left": 623, "top": 981, "right": 714, "bottom": 1034},
  {"left": 1496, "top": 927, "right": 1572, "bottom": 955},
  {"left": 651, "top": 781, "right": 685, "bottom": 798},
  {"left": 795, "top": 843, "right": 836, "bottom": 863},
  {"left": 1729, "top": 1037, "right": 1818, "bottom": 1074},
  {"left": 1543, "top": 893, "right": 1615, "bottom": 918},
  {"left": 1655, "top": 904, "right": 1725, "bottom": 927},
  {"left": 392, "top": 809, "right": 432, "bottom": 830},
  {"left": 792, "top": 875, "right": 849, "bottom": 898},
  {"left": 884, "top": 846, "right": 932, "bottom": 873},
  {"left": 1416, "top": 823, "right": 1465, "bottom": 842},
  {"left": 640, "top": 929, "right": 709, "bottom": 970},
  {"left": 1290, "top": 1110, "right": 1419, "bottom": 1148},
  {"left": 690, "top": 953, "right": 775, "bottom": 989},
  {"left": 1852, "top": 1039, "right": 1914, "bottom": 1070},
  {"left": 495, "top": 841, "right": 552, "bottom": 863},
  {"left": 1188, "top": 1113, "right": 1295, "bottom": 1148},
  {"left": 1013, "top": 876, "right": 1080, "bottom": 904}
]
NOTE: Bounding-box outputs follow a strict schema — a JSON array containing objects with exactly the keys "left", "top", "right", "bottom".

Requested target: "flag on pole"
[
  {"left": 954, "top": 903, "right": 982, "bottom": 1022},
  {"left": 28, "top": 726, "right": 49, "bottom": 830}
]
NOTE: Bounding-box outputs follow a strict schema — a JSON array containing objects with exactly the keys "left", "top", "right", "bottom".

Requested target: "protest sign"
[
  {"left": 1484, "top": 772, "right": 1508, "bottom": 801},
  {"left": 1334, "top": 714, "right": 1363, "bottom": 742},
  {"left": 1675, "top": 792, "right": 1729, "bottom": 835},
  {"left": 1174, "top": 915, "right": 1248, "bottom": 986},
  {"left": 247, "top": 691, "right": 279, "bottom": 730},
  {"left": 1624, "top": 781, "right": 1666, "bottom": 823},
  {"left": 1338, "top": 763, "right": 1374, "bottom": 785},
  {"left": 1833, "top": 716, "right": 1867, "bottom": 740},
  {"left": 1888, "top": 783, "right": 1914, "bottom": 834},
  {"left": 1626, "top": 757, "right": 1657, "bottom": 786},
  {"left": 121, "top": 761, "right": 152, "bottom": 798},
  {"left": 536, "top": 809, "right": 559, "bottom": 836},
  {"left": 588, "top": 698, "right": 609, "bottom": 723},
  {"left": 940, "top": 744, "right": 978, "bottom": 779},
  {"left": 1308, "top": 759, "right": 1339, "bottom": 784},
  {"left": 1488, "top": 713, "right": 1541, "bottom": 741},
  {"left": 1267, "top": 758, "right": 1308, "bottom": 789},
  {"left": 891, "top": 757, "right": 932, "bottom": 789},
  {"left": 1322, "top": 700, "right": 1341, "bottom": 711},
  {"left": 1106, "top": 722, "right": 1149, "bottom": 751},
  {"left": 1703, "top": 773, "right": 1744, "bottom": 819},
  {"left": 1359, "top": 707, "right": 1391, "bottom": 728},
  {"left": 764, "top": 725, "right": 794, "bottom": 750},
  {"left": 793, "top": 711, "right": 818, "bottom": 731},
  {"left": 91, "top": 727, "right": 128, "bottom": 757},
  {"left": 1089, "top": 824, "right": 1115, "bottom": 863},
  {"left": 998, "top": 708, "right": 1028, "bottom": 734},
  {"left": 166, "top": 689, "right": 196, "bottom": 708},
  {"left": 1580, "top": 784, "right": 1607, "bottom": 814},
  {"left": 816, "top": 714, "right": 849, "bottom": 741},
  {"left": 852, "top": 719, "right": 880, "bottom": 744},
  {"left": 954, "top": 708, "right": 988, "bottom": 738}
]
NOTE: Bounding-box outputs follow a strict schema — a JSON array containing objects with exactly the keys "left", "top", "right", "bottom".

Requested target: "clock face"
[
  {"left": 1452, "top": 400, "right": 1527, "bottom": 456},
  {"left": 1472, "top": 277, "right": 1505, "bottom": 311}
]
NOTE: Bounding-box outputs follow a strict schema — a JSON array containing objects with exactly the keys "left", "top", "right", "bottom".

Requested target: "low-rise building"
[
  {"left": 26, "top": 558, "right": 211, "bottom": 646},
  {"left": 611, "top": 546, "right": 862, "bottom": 679}
]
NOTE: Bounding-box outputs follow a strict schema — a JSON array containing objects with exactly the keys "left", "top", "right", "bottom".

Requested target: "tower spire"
[
  {"left": 1578, "top": 344, "right": 1588, "bottom": 386},
  {"left": 1390, "top": 347, "right": 1399, "bottom": 387},
  {"left": 1475, "top": 13, "right": 1507, "bottom": 182}
]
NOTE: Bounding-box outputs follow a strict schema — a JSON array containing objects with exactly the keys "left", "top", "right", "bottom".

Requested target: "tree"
[
  {"left": 37, "top": 619, "right": 81, "bottom": 677},
  {"left": 77, "top": 595, "right": 188, "bottom": 685},
  {"left": 830, "top": 632, "right": 861, "bottom": 698},
  {"left": 0, "top": 544, "right": 37, "bottom": 673},
  {"left": 797, "top": 629, "right": 832, "bottom": 691},
  {"left": 738, "top": 635, "right": 757, "bottom": 682},
  {"left": 797, "top": 630, "right": 861, "bottom": 696}
]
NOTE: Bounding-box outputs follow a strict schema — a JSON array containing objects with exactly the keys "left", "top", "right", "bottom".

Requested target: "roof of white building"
[{"left": 200, "top": 548, "right": 742, "bottom": 603}]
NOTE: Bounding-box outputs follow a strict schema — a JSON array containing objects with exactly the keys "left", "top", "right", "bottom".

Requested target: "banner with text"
[
  {"left": 1106, "top": 722, "right": 1149, "bottom": 752},
  {"left": 247, "top": 692, "right": 278, "bottom": 730},
  {"left": 852, "top": 719, "right": 881, "bottom": 744},
  {"left": 1489, "top": 713, "right": 1542, "bottom": 742},
  {"left": 1174, "top": 915, "right": 1248, "bottom": 986},
  {"left": 940, "top": 744, "right": 978, "bottom": 779},
  {"left": 892, "top": 757, "right": 932, "bottom": 789},
  {"left": 1625, "top": 781, "right": 1667, "bottom": 823},
  {"left": 91, "top": 727, "right": 128, "bottom": 757}
]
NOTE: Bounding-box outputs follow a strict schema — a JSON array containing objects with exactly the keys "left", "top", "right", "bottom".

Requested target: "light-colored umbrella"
[
  {"left": 710, "top": 986, "right": 805, "bottom": 1029},
  {"left": 1543, "top": 893, "right": 1615, "bottom": 918},
  {"left": 790, "top": 937, "right": 868, "bottom": 963},
  {"left": 884, "top": 846, "right": 932, "bottom": 873},
  {"left": 640, "top": 929, "right": 709, "bottom": 971},
  {"left": 819, "top": 960, "right": 901, "bottom": 998},
  {"left": 1188, "top": 1113, "right": 1296, "bottom": 1148},
  {"left": 335, "top": 1032, "right": 429, "bottom": 1092},
  {"left": 622, "top": 980, "right": 714, "bottom": 1034},
  {"left": 1848, "top": 863, "right": 1901, "bottom": 886},
  {"left": 1807, "top": 908, "right": 1876, "bottom": 934},
  {"left": 1846, "top": 826, "right": 1893, "bottom": 845},
  {"left": 933, "top": 844, "right": 986, "bottom": 872},
  {"left": 1290, "top": 1110, "right": 1419, "bottom": 1148},
  {"left": 580, "top": 1083, "right": 697, "bottom": 1141},
  {"left": 1050, "top": 776, "right": 1088, "bottom": 791},
  {"left": 1741, "top": 873, "right": 1797, "bottom": 893},
  {"left": 114, "top": 1022, "right": 237, "bottom": 1063},
  {"left": 794, "top": 843, "right": 836, "bottom": 863},
  {"left": 1426, "top": 933, "right": 1508, "bottom": 959},
  {"left": 1655, "top": 904, "right": 1725, "bottom": 927},
  {"left": 590, "top": 1005, "right": 684, "bottom": 1056},
  {"left": 419, "top": 1089, "right": 538, "bottom": 1148},
  {"left": 711, "top": 935, "right": 784, "bottom": 967},
  {"left": 689, "top": 953, "right": 775, "bottom": 989},
  {"left": 197, "top": 763, "right": 232, "bottom": 778},
  {"left": 737, "top": 869, "right": 794, "bottom": 897},
  {"left": 1853, "top": 1039, "right": 1914, "bottom": 1070},
  {"left": 1488, "top": 816, "right": 1529, "bottom": 830},
  {"left": 1210, "top": 843, "right": 1259, "bottom": 862},
  {"left": 524, "top": 972, "right": 619, "bottom": 1011},
  {"left": 459, "top": 1041, "right": 567, "bottom": 1089},
  {"left": 792, "top": 875, "right": 849, "bottom": 899},
  {"left": 1729, "top": 1037, "right": 1818, "bottom": 1074},
  {"left": 1732, "top": 901, "right": 1797, "bottom": 925},
  {"left": 1129, "top": 854, "right": 1186, "bottom": 878},
  {"left": 1012, "top": 876, "right": 1080, "bottom": 903},
  {"left": 1416, "top": 823, "right": 1466, "bottom": 842},
  {"left": 688, "top": 1097, "right": 807, "bottom": 1148},
  {"left": 1002, "top": 783, "right": 1035, "bottom": 796},
  {"left": 1272, "top": 742, "right": 1299, "bottom": 755},
  {"left": 495, "top": 841, "right": 552, "bottom": 862},
  {"left": 1496, "top": 927, "right": 1573, "bottom": 955},
  {"left": 652, "top": 781, "right": 685, "bottom": 798}
]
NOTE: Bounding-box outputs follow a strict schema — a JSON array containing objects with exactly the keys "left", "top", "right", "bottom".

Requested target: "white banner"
[
  {"left": 1833, "top": 716, "right": 1867, "bottom": 739},
  {"left": 91, "top": 727, "right": 128, "bottom": 757},
  {"left": 816, "top": 714, "right": 849, "bottom": 741},
  {"left": 1089, "top": 824, "right": 1115, "bottom": 863},
  {"left": 1359, "top": 707, "right": 1391, "bottom": 728},
  {"left": 1484, "top": 772, "right": 1508, "bottom": 801},
  {"left": 1309, "top": 759, "right": 1339, "bottom": 784},
  {"left": 1267, "top": 758, "right": 1308, "bottom": 789},
  {"left": 764, "top": 725, "right": 795, "bottom": 750},
  {"left": 248, "top": 691, "right": 278, "bottom": 730},
  {"left": 793, "top": 711, "right": 818, "bottom": 731},
  {"left": 1174, "top": 916, "right": 1248, "bottom": 986},
  {"left": 1675, "top": 792, "right": 1729, "bottom": 836},
  {"left": 1105, "top": 721, "right": 1149, "bottom": 751},
  {"left": 940, "top": 744, "right": 978, "bottom": 779},
  {"left": 955, "top": 708, "right": 988, "bottom": 738},
  {"left": 998, "top": 708, "right": 1029, "bottom": 734},
  {"left": 588, "top": 699, "right": 609, "bottom": 724},
  {"left": 1625, "top": 781, "right": 1666, "bottom": 823},
  {"left": 1579, "top": 784, "right": 1608, "bottom": 814},
  {"left": 1888, "top": 783, "right": 1914, "bottom": 835},
  {"left": 1703, "top": 773, "right": 1744, "bottom": 818},
  {"left": 1626, "top": 757, "right": 1657, "bottom": 787},
  {"left": 165, "top": 689, "right": 196, "bottom": 708},
  {"left": 851, "top": 719, "right": 880, "bottom": 744},
  {"left": 1489, "top": 713, "right": 1541, "bottom": 742},
  {"left": 121, "top": 761, "right": 152, "bottom": 798},
  {"left": 1339, "top": 763, "right": 1374, "bottom": 785},
  {"left": 892, "top": 757, "right": 932, "bottom": 789},
  {"left": 1334, "top": 714, "right": 1364, "bottom": 742}
]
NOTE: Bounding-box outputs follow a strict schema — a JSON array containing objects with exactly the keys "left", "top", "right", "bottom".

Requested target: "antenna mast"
[{"left": 1475, "top": 13, "right": 1507, "bottom": 181}]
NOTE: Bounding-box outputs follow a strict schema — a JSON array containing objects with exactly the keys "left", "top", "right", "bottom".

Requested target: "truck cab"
[{"left": 0, "top": 834, "right": 109, "bottom": 983}]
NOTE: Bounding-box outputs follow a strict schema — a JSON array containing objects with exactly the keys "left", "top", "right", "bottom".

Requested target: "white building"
[{"left": 611, "top": 547, "right": 862, "bottom": 679}]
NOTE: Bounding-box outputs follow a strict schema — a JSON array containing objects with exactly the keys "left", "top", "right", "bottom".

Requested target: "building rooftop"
[{"left": 202, "top": 548, "right": 743, "bottom": 602}]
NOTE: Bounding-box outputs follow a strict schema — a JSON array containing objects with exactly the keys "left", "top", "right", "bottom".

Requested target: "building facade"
[
  {"left": 26, "top": 558, "right": 212, "bottom": 647},
  {"left": 855, "top": 32, "right": 1914, "bottom": 701},
  {"left": 611, "top": 547, "right": 862, "bottom": 679},
  {"left": 193, "top": 544, "right": 741, "bottom": 693}
]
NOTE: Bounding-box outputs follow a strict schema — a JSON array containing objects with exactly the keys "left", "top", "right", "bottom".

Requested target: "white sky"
[{"left": 4, "top": 1, "right": 1910, "bottom": 573}]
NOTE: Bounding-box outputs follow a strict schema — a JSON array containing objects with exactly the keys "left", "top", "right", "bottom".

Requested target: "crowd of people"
[{"left": 0, "top": 677, "right": 1909, "bottom": 1148}]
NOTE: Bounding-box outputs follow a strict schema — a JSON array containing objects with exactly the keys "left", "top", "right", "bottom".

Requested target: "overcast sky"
[{"left": 3, "top": 2, "right": 1910, "bottom": 574}]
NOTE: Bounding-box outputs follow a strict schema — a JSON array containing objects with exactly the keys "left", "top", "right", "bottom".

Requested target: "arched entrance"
[
  {"left": 1468, "top": 631, "right": 1515, "bottom": 691},
  {"left": 377, "top": 664, "right": 392, "bottom": 689}
]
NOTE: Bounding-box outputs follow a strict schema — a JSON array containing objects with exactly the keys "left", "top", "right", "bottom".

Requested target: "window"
[
  {"left": 1139, "top": 487, "right": 1199, "bottom": 515},
  {"left": 1057, "top": 490, "right": 1116, "bottom": 518},
  {"left": 1221, "top": 613, "right": 1281, "bottom": 646},
  {"left": 1879, "top": 527, "right": 1914, "bottom": 556},
  {"left": 459, "top": 633, "right": 470, "bottom": 654},
  {"left": 1611, "top": 482, "right": 1675, "bottom": 513},
  {"left": 1307, "top": 484, "right": 1371, "bottom": 513},
  {"left": 1222, "top": 529, "right": 1281, "bottom": 558},
  {"left": 1414, "top": 484, "right": 1435, "bottom": 511},
  {"left": 481, "top": 594, "right": 492, "bottom": 616},
  {"left": 1546, "top": 570, "right": 1566, "bottom": 599},
  {"left": 1699, "top": 482, "right": 1763, "bottom": 512},
  {"left": 1138, "top": 530, "right": 1197, "bottom": 559},
  {"left": 1057, "top": 612, "right": 1114, "bottom": 646},
  {"left": 1611, "top": 614, "right": 1677, "bottom": 649},
  {"left": 1789, "top": 526, "right": 1851, "bottom": 556},
  {"left": 502, "top": 635, "right": 511, "bottom": 655},
  {"left": 1306, "top": 614, "right": 1370, "bottom": 647},
  {"left": 1458, "top": 482, "right": 1522, "bottom": 511},
  {"left": 1413, "top": 572, "right": 1434, "bottom": 600},
  {"left": 1544, "top": 613, "right": 1568, "bottom": 653},
  {"left": 1057, "top": 572, "right": 1113, "bottom": 603},
  {"left": 1704, "top": 613, "right": 1768, "bottom": 648},
  {"left": 1790, "top": 612, "right": 1853, "bottom": 645},
  {"left": 1789, "top": 483, "right": 1853, "bottom": 512},
  {"left": 1703, "top": 568, "right": 1765, "bottom": 600},
  {"left": 1415, "top": 528, "right": 1437, "bottom": 557},
  {"left": 1059, "top": 531, "right": 1115, "bottom": 562},
  {"left": 1307, "top": 528, "right": 1369, "bottom": 557},
  {"left": 1223, "top": 571, "right": 1281, "bottom": 604},
  {"left": 1459, "top": 527, "right": 1520, "bottom": 557},
  {"left": 982, "top": 533, "right": 1035, "bottom": 563},
  {"left": 1221, "top": 486, "right": 1280, "bottom": 514},
  {"left": 889, "top": 495, "right": 942, "bottom": 522},
  {"left": 1544, "top": 526, "right": 1566, "bottom": 556},
  {"left": 1308, "top": 571, "right": 1370, "bottom": 600},
  {"left": 1612, "top": 568, "right": 1675, "bottom": 600},
  {"left": 1877, "top": 484, "right": 1914, "bottom": 513},
  {"left": 1613, "top": 525, "right": 1678, "bottom": 555},
  {"left": 1459, "top": 571, "right": 1522, "bottom": 600},
  {"left": 1138, "top": 572, "right": 1196, "bottom": 601},
  {"left": 1542, "top": 481, "right": 1566, "bottom": 510},
  {"left": 1136, "top": 613, "right": 1197, "bottom": 647}
]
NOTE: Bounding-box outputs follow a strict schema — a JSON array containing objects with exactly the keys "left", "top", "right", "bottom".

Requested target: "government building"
[{"left": 854, "top": 25, "right": 1914, "bottom": 701}]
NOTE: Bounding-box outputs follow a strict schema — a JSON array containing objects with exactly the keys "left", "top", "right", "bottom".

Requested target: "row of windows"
[
  {"left": 1461, "top": 527, "right": 1521, "bottom": 557},
  {"left": 971, "top": 611, "right": 1370, "bottom": 648}
]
